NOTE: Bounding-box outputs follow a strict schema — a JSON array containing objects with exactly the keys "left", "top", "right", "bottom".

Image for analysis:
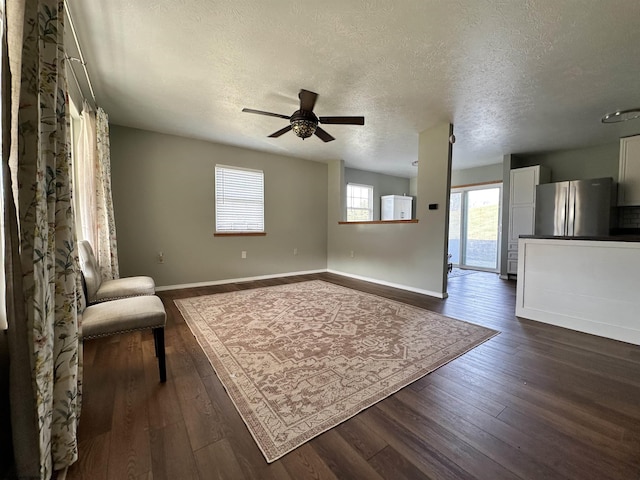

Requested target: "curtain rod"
[
  {"left": 65, "top": 55, "right": 85, "bottom": 108},
  {"left": 64, "top": 0, "right": 97, "bottom": 106}
]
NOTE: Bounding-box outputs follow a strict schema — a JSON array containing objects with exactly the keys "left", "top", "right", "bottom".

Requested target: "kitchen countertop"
[{"left": 520, "top": 235, "right": 640, "bottom": 242}]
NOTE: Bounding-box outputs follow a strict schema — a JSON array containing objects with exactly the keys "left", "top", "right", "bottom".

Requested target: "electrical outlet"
[
  {"left": 157, "top": 251, "right": 164, "bottom": 264},
  {"left": 350, "top": 250, "right": 354, "bottom": 258},
  {"left": 241, "top": 251, "right": 247, "bottom": 259},
  {"left": 293, "top": 248, "right": 298, "bottom": 256}
]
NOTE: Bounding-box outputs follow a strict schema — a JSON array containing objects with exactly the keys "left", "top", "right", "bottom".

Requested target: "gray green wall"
[
  {"left": 110, "top": 125, "right": 328, "bottom": 288},
  {"left": 344, "top": 168, "right": 411, "bottom": 220},
  {"left": 512, "top": 142, "right": 619, "bottom": 182},
  {"left": 327, "top": 123, "right": 453, "bottom": 297},
  {"left": 409, "top": 176, "right": 418, "bottom": 196},
  {"left": 451, "top": 162, "right": 503, "bottom": 187}
]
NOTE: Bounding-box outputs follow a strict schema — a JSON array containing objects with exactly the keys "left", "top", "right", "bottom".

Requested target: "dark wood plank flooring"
[{"left": 67, "top": 272, "right": 640, "bottom": 479}]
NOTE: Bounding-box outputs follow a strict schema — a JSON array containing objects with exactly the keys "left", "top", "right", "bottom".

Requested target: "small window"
[
  {"left": 346, "top": 183, "right": 374, "bottom": 221},
  {"left": 215, "top": 165, "right": 264, "bottom": 233}
]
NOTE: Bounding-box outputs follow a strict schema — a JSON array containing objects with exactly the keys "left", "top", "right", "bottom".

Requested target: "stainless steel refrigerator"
[{"left": 534, "top": 177, "right": 616, "bottom": 236}]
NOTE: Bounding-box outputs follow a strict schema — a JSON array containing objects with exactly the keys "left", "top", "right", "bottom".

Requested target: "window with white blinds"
[{"left": 215, "top": 165, "right": 264, "bottom": 233}]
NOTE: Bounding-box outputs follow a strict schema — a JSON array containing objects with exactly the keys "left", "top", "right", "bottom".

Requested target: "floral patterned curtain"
[
  {"left": 5, "top": 3, "right": 42, "bottom": 478},
  {"left": 1, "top": 0, "right": 7, "bottom": 333},
  {"left": 10, "top": 0, "right": 82, "bottom": 478},
  {"left": 95, "top": 107, "right": 119, "bottom": 279},
  {"left": 76, "top": 103, "right": 119, "bottom": 280}
]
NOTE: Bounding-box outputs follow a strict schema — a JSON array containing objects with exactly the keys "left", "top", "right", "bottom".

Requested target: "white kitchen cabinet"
[
  {"left": 516, "top": 237, "right": 640, "bottom": 345},
  {"left": 381, "top": 195, "right": 413, "bottom": 220},
  {"left": 507, "top": 165, "right": 550, "bottom": 274},
  {"left": 618, "top": 134, "right": 640, "bottom": 206}
]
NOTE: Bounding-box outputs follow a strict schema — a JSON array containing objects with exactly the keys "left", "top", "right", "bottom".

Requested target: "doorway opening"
[{"left": 448, "top": 183, "right": 502, "bottom": 273}]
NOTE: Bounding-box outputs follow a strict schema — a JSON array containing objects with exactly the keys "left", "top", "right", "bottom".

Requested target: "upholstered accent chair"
[
  {"left": 81, "top": 293, "right": 167, "bottom": 382},
  {"left": 78, "top": 240, "right": 155, "bottom": 304}
]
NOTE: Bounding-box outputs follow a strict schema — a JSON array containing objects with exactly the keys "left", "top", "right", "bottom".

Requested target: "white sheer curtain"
[
  {"left": 76, "top": 101, "right": 97, "bottom": 249},
  {"left": 75, "top": 101, "right": 119, "bottom": 280}
]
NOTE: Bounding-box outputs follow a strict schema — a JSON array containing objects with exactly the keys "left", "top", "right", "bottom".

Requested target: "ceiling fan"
[{"left": 242, "top": 89, "right": 364, "bottom": 142}]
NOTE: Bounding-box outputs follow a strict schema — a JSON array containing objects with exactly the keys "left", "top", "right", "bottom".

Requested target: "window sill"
[
  {"left": 338, "top": 220, "right": 418, "bottom": 225},
  {"left": 214, "top": 232, "right": 267, "bottom": 237}
]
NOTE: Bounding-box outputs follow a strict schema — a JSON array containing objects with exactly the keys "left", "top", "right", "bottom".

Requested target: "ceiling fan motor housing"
[
  {"left": 242, "top": 89, "right": 363, "bottom": 142},
  {"left": 290, "top": 110, "right": 318, "bottom": 139}
]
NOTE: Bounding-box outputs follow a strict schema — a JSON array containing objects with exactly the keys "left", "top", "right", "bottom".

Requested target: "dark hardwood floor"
[{"left": 67, "top": 272, "right": 640, "bottom": 479}]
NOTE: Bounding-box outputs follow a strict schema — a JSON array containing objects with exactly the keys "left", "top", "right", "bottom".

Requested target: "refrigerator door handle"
[{"left": 567, "top": 185, "right": 576, "bottom": 236}]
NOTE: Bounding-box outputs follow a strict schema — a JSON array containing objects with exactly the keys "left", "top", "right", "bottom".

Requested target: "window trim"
[
  {"left": 338, "top": 219, "right": 418, "bottom": 225},
  {"left": 346, "top": 182, "right": 374, "bottom": 222},
  {"left": 214, "top": 164, "right": 265, "bottom": 235},
  {"left": 213, "top": 231, "right": 266, "bottom": 237},
  {"left": 448, "top": 182, "right": 502, "bottom": 272}
]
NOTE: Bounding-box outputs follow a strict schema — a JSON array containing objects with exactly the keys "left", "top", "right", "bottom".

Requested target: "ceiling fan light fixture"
[
  {"left": 242, "top": 89, "right": 363, "bottom": 142},
  {"left": 601, "top": 108, "right": 640, "bottom": 123},
  {"left": 291, "top": 118, "right": 317, "bottom": 139}
]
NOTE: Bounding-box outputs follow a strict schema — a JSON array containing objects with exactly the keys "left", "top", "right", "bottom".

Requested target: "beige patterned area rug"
[{"left": 175, "top": 280, "right": 498, "bottom": 463}]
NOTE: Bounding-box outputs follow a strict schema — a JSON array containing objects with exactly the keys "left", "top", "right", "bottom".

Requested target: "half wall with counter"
[{"left": 516, "top": 236, "right": 640, "bottom": 345}]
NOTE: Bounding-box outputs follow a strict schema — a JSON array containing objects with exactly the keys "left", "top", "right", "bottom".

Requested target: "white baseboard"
[
  {"left": 327, "top": 269, "right": 447, "bottom": 299},
  {"left": 157, "top": 269, "right": 447, "bottom": 299},
  {"left": 155, "top": 269, "right": 326, "bottom": 292}
]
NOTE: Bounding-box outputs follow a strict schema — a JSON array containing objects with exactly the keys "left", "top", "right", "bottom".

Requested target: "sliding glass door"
[
  {"left": 448, "top": 192, "right": 462, "bottom": 265},
  {"left": 448, "top": 184, "right": 502, "bottom": 271}
]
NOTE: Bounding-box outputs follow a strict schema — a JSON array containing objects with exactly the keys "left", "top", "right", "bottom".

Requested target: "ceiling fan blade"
[
  {"left": 268, "top": 125, "right": 293, "bottom": 138},
  {"left": 242, "top": 108, "right": 290, "bottom": 120},
  {"left": 319, "top": 116, "right": 365, "bottom": 125},
  {"left": 314, "top": 126, "right": 335, "bottom": 142},
  {"left": 298, "top": 89, "right": 318, "bottom": 112}
]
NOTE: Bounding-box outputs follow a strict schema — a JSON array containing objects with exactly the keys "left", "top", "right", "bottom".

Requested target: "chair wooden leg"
[
  {"left": 153, "top": 327, "right": 167, "bottom": 383},
  {"left": 154, "top": 329, "right": 159, "bottom": 357}
]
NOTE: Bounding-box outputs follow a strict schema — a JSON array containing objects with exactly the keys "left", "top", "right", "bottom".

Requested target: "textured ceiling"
[{"left": 66, "top": 0, "right": 640, "bottom": 177}]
